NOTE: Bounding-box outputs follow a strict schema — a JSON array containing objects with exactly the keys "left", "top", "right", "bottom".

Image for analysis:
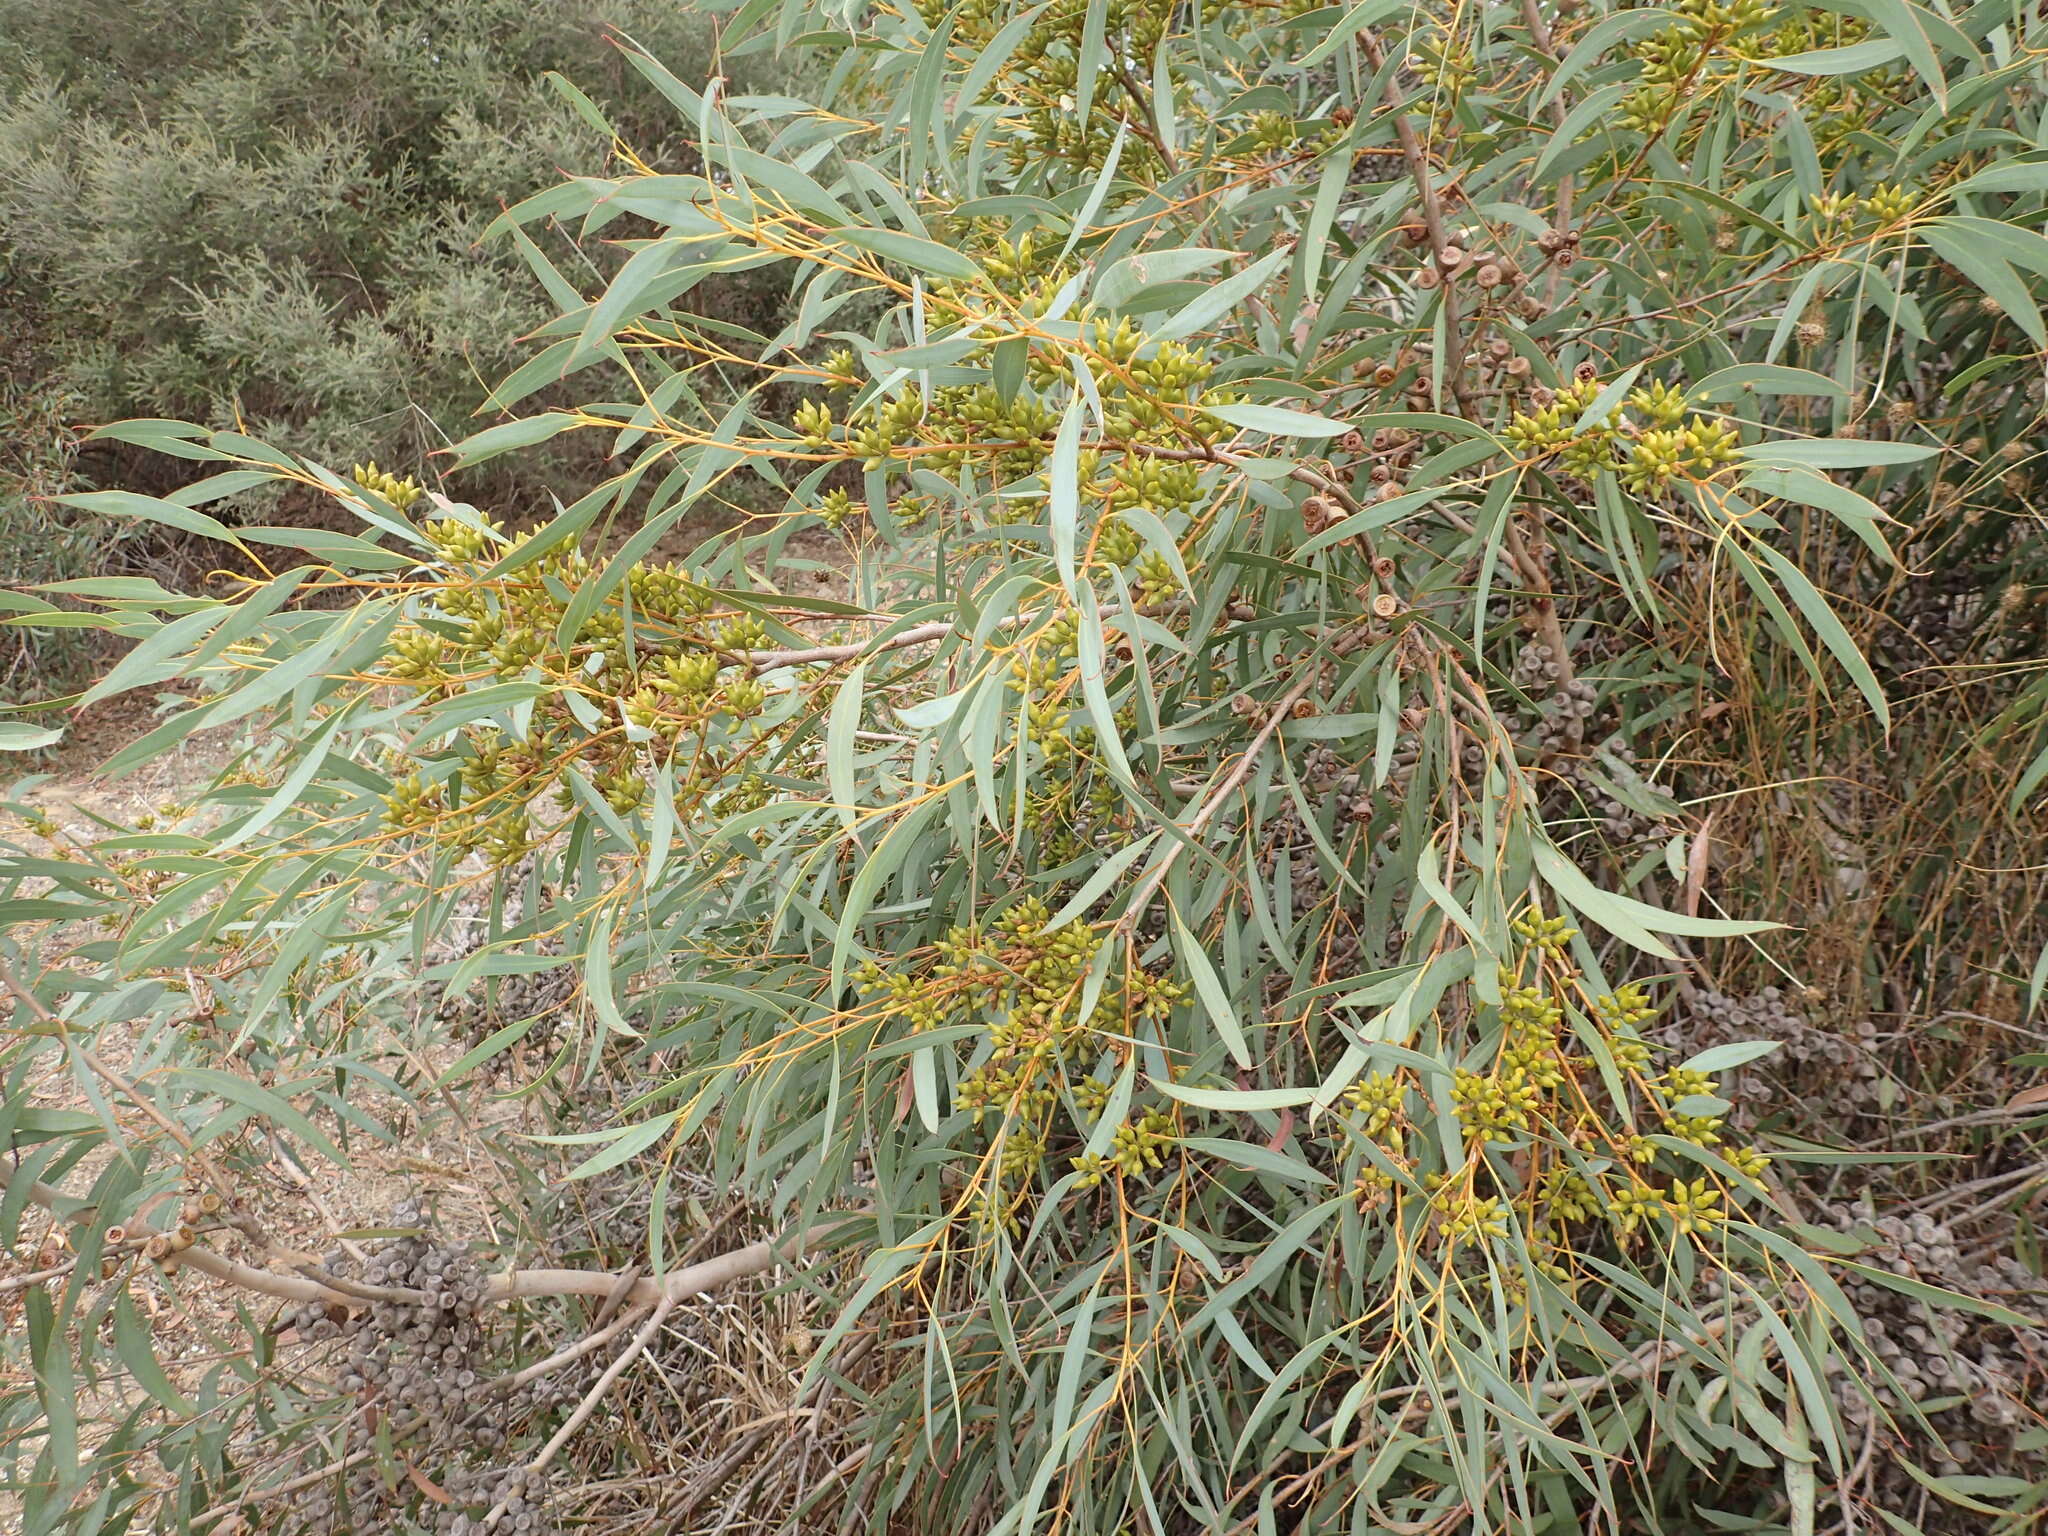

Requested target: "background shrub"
[{"left": 0, "top": 0, "right": 799, "bottom": 689}]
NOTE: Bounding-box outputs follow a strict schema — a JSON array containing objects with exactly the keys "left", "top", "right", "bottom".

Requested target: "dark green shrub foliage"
[
  {"left": 0, "top": 0, "right": 790, "bottom": 508},
  {"left": 2, "top": 3, "right": 2047, "bottom": 1535},
  {"left": 0, "top": 0, "right": 803, "bottom": 689}
]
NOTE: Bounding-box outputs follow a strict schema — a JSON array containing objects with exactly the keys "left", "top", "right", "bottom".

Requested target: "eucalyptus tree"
[{"left": 5, "top": 1, "right": 2047, "bottom": 1533}]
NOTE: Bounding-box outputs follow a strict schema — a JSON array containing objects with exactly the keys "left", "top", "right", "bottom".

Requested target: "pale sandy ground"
[
  {"left": 1, "top": 692, "right": 554, "bottom": 1530},
  {"left": 1, "top": 527, "right": 873, "bottom": 1531}
]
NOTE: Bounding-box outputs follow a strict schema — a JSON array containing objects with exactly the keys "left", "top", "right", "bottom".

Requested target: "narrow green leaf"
[
  {"left": 0, "top": 722, "right": 64, "bottom": 751},
  {"left": 1750, "top": 540, "right": 1892, "bottom": 730},
  {"left": 827, "top": 225, "right": 982, "bottom": 280},
  {"left": 1172, "top": 908, "right": 1252, "bottom": 1069},
  {"left": 1153, "top": 248, "right": 1289, "bottom": 343},
  {"left": 56, "top": 491, "right": 249, "bottom": 552},
  {"left": 826, "top": 660, "right": 866, "bottom": 828},
  {"left": 1206, "top": 402, "right": 1352, "bottom": 438},
  {"left": 447, "top": 413, "right": 583, "bottom": 469},
  {"left": 1740, "top": 438, "right": 1938, "bottom": 470}
]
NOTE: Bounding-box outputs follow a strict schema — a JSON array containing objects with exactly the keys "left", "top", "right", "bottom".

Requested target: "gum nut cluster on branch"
[
  {"left": 369, "top": 487, "right": 795, "bottom": 856},
  {"left": 1501, "top": 373, "right": 1741, "bottom": 490},
  {"left": 914, "top": 0, "right": 1177, "bottom": 175},
  {"left": 856, "top": 893, "right": 1186, "bottom": 1201},
  {"left": 287, "top": 1202, "right": 582, "bottom": 1536},
  {"left": 1329, "top": 915, "right": 1772, "bottom": 1278}
]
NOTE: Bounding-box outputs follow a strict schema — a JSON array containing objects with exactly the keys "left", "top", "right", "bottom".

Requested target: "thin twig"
[
  {"left": 193, "top": 1411, "right": 434, "bottom": 1526},
  {"left": 1518, "top": 0, "right": 1577, "bottom": 306},
  {"left": 482, "top": 1293, "right": 680, "bottom": 1528},
  {"left": 1122, "top": 665, "right": 1323, "bottom": 924},
  {"left": 1111, "top": 60, "right": 1178, "bottom": 175},
  {"left": 526, "top": 1292, "right": 678, "bottom": 1475},
  {"left": 0, "top": 1152, "right": 853, "bottom": 1312},
  {"left": 488, "top": 1299, "right": 657, "bottom": 1395},
  {"left": 286, "top": 1262, "right": 432, "bottom": 1307},
  {"left": 0, "top": 958, "right": 264, "bottom": 1245},
  {"left": 0, "top": 1257, "right": 85, "bottom": 1295},
  {"left": 1503, "top": 510, "right": 1581, "bottom": 728},
  {"left": 1357, "top": 29, "right": 1471, "bottom": 414}
]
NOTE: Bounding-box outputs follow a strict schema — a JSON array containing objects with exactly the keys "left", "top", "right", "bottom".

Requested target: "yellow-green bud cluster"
[
  {"left": 1511, "top": 907, "right": 1577, "bottom": 952},
  {"left": 794, "top": 398, "right": 833, "bottom": 447},
  {"left": 1433, "top": 1187, "right": 1511, "bottom": 1243},
  {"left": 381, "top": 772, "right": 444, "bottom": 831},
  {"left": 1073, "top": 1108, "right": 1175, "bottom": 1186},
  {"left": 1409, "top": 29, "right": 1476, "bottom": 94},
  {"left": 1452, "top": 1067, "right": 1542, "bottom": 1143},
  {"left": 1246, "top": 110, "right": 1299, "bottom": 153},
  {"left": 1619, "top": 417, "right": 1742, "bottom": 494},
  {"left": 425, "top": 516, "right": 501, "bottom": 564},
  {"left": 351, "top": 461, "right": 424, "bottom": 513},
  {"left": 1860, "top": 181, "right": 1917, "bottom": 223},
  {"left": 1344, "top": 1072, "right": 1405, "bottom": 1136}
]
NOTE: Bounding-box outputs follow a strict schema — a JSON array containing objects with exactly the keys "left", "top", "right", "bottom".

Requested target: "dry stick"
[
  {"left": 1835, "top": 1412, "right": 1881, "bottom": 1536},
  {"left": 1519, "top": 0, "right": 1577, "bottom": 306},
  {"left": 672, "top": 1326, "right": 877, "bottom": 1523},
  {"left": 479, "top": 1291, "right": 702, "bottom": 1529},
  {"left": 1111, "top": 60, "right": 1178, "bottom": 175},
  {"left": 1905, "top": 1160, "right": 2047, "bottom": 1217},
  {"left": 636, "top": 611, "right": 1032, "bottom": 674},
  {"left": 489, "top": 1298, "right": 658, "bottom": 1395},
  {"left": 1883, "top": 1102, "right": 2048, "bottom": 1141},
  {"left": 487, "top": 1223, "right": 838, "bottom": 1306},
  {"left": 511, "top": 1291, "right": 679, "bottom": 1484},
  {"left": 194, "top": 1303, "right": 665, "bottom": 1528},
  {"left": 265, "top": 1134, "right": 370, "bottom": 1265},
  {"left": 741, "top": 620, "right": 957, "bottom": 671},
  {"left": 669, "top": 1424, "right": 776, "bottom": 1527},
  {"left": 286, "top": 1263, "right": 434, "bottom": 1307},
  {"left": 1353, "top": 33, "right": 1589, "bottom": 653},
  {"left": 0, "top": 1257, "right": 87, "bottom": 1295},
  {"left": 1121, "top": 666, "right": 1323, "bottom": 924},
  {"left": 0, "top": 1158, "right": 388, "bottom": 1307},
  {"left": 1503, "top": 510, "right": 1582, "bottom": 724},
  {"left": 192, "top": 1415, "right": 428, "bottom": 1527},
  {"left": 588, "top": 1262, "right": 643, "bottom": 1334},
  {"left": 1357, "top": 29, "right": 1472, "bottom": 416},
  {"left": 1506, "top": 0, "right": 1584, "bottom": 712},
  {"left": 707, "top": 1440, "right": 791, "bottom": 1536},
  {"left": 0, "top": 1152, "right": 846, "bottom": 1313}
]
